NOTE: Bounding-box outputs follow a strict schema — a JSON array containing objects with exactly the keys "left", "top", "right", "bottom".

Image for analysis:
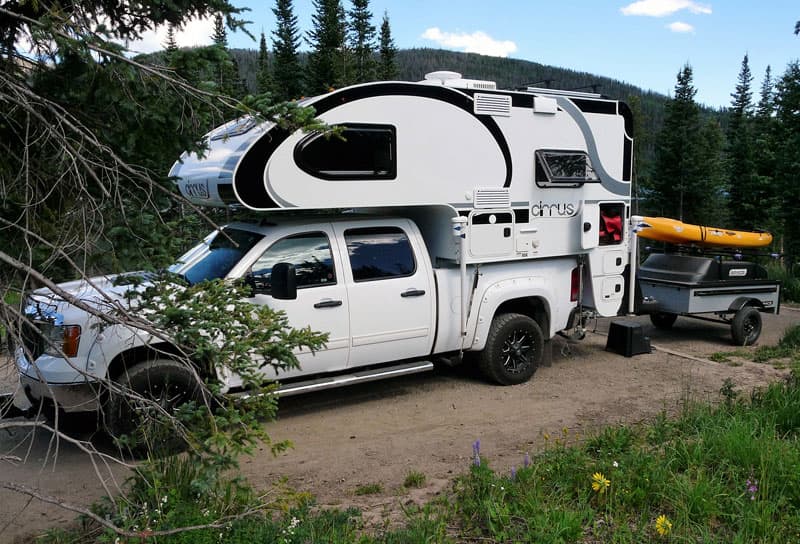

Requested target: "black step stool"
[{"left": 606, "top": 320, "right": 651, "bottom": 357}]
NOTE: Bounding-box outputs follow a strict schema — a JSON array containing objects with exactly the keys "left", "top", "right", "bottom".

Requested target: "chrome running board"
[{"left": 234, "top": 360, "right": 434, "bottom": 400}]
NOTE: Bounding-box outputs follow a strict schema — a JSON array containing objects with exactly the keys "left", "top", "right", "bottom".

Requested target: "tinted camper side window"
[
  {"left": 295, "top": 124, "right": 397, "bottom": 180},
  {"left": 344, "top": 227, "right": 416, "bottom": 282},
  {"left": 535, "top": 150, "right": 600, "bottom": 188}
]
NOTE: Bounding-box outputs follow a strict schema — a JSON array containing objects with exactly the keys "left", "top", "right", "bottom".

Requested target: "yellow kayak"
[{"left": 635, "top": 216, "right": 773, "bottom": 248}]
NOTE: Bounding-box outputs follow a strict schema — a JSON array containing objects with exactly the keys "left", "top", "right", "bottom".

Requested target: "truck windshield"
[{"left": 169, "top": 227, "right": 264, "bottom": 285}]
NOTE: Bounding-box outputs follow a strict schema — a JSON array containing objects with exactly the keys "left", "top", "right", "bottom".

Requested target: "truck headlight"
[{"left": 42, "top": 324, "right": 82, "bottom": 358}]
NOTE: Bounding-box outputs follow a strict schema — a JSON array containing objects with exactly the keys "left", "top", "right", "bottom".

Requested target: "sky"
[{"left": 130, "top": 0, "right": 800, "bottom": 109}]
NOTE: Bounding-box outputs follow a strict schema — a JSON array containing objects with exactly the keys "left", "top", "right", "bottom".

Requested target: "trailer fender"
[
  {"left": 728, "top": 297, "right": 764, "bottom": 313},
  {"left": 467, "top": 276, "right": 558, "bottom": 352}
]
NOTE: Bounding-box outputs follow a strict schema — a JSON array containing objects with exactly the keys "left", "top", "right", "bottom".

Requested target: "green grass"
[
  {"left": 709, "top": 348, "right": 751, "bottom": 364},
  {"left": 354, "top": 483, "right": 384, "bottom": 496},
  {"left": 403, "top": 470, "right": 427, "bottom": 489},
  {"left": 709, "top": 324, "right": 800, "bottom": 367}
]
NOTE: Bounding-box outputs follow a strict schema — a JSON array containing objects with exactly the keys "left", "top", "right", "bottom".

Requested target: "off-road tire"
[
  {"left": 731, "top": 306, "right": 762, "bottom": 346},
  {"left": 478, "top": 313, "right": 544, "bottom": 385},
  {"left": 104, "top": 359, "right": 201, "bottom": 455},
  {"left": 650, "top": 312, "right": 678, "bottom": 330}
]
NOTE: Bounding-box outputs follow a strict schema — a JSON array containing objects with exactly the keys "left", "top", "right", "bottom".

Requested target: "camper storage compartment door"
[{"left": 468, "top": 210, "right": 514, "bottom": 260}]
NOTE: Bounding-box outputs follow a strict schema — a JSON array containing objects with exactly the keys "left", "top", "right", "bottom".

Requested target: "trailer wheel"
[
  {"left": 731, "top": 307, "right": 762, "bottom": 346},
  {"left": 650, "top": 312, "right": 678, "bottom": 330},
  {"left": 479, "top": 313, "right": 543, "bottom": 385},
  {"left": 104, "top": 359, "right": 201, "bottom": 454}
]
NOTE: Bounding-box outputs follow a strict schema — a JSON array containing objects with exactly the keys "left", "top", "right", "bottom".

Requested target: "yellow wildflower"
[
  {"left": 591, "top": 472, "right": 610, "bottom": 493},
  {"left": 655, "top": 514, "right": 672, "bottom": 537}
]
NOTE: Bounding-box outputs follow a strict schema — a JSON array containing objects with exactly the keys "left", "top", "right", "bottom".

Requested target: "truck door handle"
[
  {"left": 314, "top": 299, "right": 342, "bottom": 308},
  {"left": 401, "top": 289, "right": 426, "bottom": 298}
]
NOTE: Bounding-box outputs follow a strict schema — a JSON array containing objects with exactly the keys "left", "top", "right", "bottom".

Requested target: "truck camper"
[
  {"left": 172, "top": 70, "right": 635, "bottom": 315},
  {"left": 12, "top": 71, "right": 640, "bottom": 429}
]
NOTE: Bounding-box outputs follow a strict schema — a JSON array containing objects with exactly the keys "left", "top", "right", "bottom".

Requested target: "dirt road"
[{"left": 2, "top": 310, "right": 798, "bottom": 542}]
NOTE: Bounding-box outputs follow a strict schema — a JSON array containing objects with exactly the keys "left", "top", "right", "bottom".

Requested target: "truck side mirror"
[{"left": 271, "top": 262, "right": 297, "bottom": 300}]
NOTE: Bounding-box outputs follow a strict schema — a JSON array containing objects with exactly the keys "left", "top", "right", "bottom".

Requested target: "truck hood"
[{"left": 27, "top": 272, "right": 150, "bottom": 318}]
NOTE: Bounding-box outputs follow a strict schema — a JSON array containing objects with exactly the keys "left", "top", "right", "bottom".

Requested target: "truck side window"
[
  {"left": 250, "top": 232, "right": 335, "bottom": 292},
  {"left": 344, "top": 227, "right": 416, "bottom": 282}
]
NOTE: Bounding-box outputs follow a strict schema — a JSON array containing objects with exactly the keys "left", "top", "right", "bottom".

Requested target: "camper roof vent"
[
  {"left": 422, "top": 71, "right": 497, "bottom": 90},
  {"left": 474, "top": 93, "right": 512, "bottom": 117},
  {"left": 424, "top": 70, "right": 462, "bottom": 82},
  {"left": 473, "top": 188, "right": 511, "bottom": 209}
]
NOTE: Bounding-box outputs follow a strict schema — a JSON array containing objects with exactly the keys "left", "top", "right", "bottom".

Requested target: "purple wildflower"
[
  {"left": 746, "top": 477, "right": 758, "bottom": 501},
  {"left": 510, "top": 466, "right": 517, "bottom": 480},
  {"left": 472, "top": 439, "right": 481, "bottom": 467},
  {"left": 524, "top": 452, "right": 530, "bottom": 468}
]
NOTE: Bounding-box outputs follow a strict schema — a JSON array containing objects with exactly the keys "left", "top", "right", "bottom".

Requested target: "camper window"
[
  {"left": 535, "top": 150, "right": 600, "bottom": 188},
  {"left": 344, "top": 227, "right": 416, "bottom": 282},
  {"left": 249, "top": 232, "right": 336, "bottom": 293},
  {"left": 295, "top": 124, "right": 396, "bottom": 180}
]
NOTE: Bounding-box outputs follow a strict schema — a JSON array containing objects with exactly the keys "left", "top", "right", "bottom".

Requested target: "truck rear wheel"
[
  {"left": 479, "top": 313, "right": 543, "bottom": 385},
  {"left": 731, "top": 306, "right": 762, "bottom": 345},
  {"left": 104, "top": 359, "right": 201, "bottom": 454}
]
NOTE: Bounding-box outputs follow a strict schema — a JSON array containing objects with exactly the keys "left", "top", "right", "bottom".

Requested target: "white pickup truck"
[
  {"left": 11, "top": 71, "right": 635, "bottom": 430},
  {"left": 14, "top": 213, "right": 579, "bottom": 432}
]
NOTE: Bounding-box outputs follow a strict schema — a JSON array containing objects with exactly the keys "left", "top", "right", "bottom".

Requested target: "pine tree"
[
  {"left": 212, "top": 13, "right": 227, "bottom": 47},
  {"left": 756, "top": 65, "right": 774, "bottom": 118},
  {"left": 271, "top": 0, "right": 304, "bottom": 101},
  {"left": 164, "top": 24, "right": 178, "bottom": 53},
  {"left": 626, "top": 94, "right": 649, "bottom": 215},
  {"left": 774, "top": 62, "right": 800, "bottom": 264},
  {"left": 209, "top": 13, "right": 244, "bottom": 98},
  {"left": 257, "top": 31, "right": 272, "bottom": 94},
  {"left": 347, "top": 0, "right": 376, "bottom": 84},
  {"left": 696, "top": 118, "right": 727, "bottom": 225},
  {"left": 648, "top": 64, "right": 723, "bottom": 224},
  {"left": 752, "top": 65, "right": 778, "bottom": 239},
  {"left": 378, "top": 11, "right": 397, "bottom": 80},
  {"left": 307, "top": 0, "right": 346, "bottom": 93},
  {"left": 726, "top": 54, "right": 761, "bottom": 230}
]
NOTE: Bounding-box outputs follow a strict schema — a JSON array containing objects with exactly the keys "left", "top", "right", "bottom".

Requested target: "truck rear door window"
[
  {"left": 344, "top": 227, "right": 416, "bottom": 282},
  {"left": 250, "top": 232, "right": 335, "bottom": 292}
]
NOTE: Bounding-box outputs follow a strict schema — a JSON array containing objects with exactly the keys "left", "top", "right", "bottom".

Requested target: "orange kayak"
[{"left": 635, "top": 216, "right": 773, "bottom": 248}]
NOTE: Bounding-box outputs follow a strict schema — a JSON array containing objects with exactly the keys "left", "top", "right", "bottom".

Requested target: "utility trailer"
[{"left": 636, "top": 252, "right": 781, "bottom": 345}]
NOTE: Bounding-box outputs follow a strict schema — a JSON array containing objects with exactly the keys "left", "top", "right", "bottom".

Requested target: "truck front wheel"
[
  {"left": 104, "top": 359, "right": 201, "bottom": 454},
  {"left": 479, "top": 313, "right": 543, "bottom": 385}
]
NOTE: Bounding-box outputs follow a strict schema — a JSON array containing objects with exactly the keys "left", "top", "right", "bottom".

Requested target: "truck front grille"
[{"left": 19, "top": 320, "right": 45, "bottom": 361}]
